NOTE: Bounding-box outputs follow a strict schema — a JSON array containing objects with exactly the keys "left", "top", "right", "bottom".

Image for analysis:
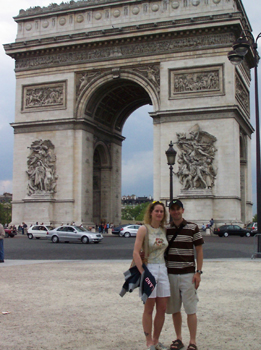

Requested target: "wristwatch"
[{"left": 196, "top": 270, "right": 203, "bottom": 274}]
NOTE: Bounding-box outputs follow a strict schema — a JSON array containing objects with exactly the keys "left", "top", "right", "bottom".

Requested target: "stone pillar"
[{"left": 110, "top": 142, "right": 122, "bottom": 226}]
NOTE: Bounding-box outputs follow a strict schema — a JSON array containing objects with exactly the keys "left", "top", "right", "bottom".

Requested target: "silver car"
[
  {"left": 47, "top": 225, "right": 103, "bottom": 244},
  {"left": 119, "top": 224, "right": 141, "bottom": 238},
  {"left": 27, "top": 225, "right": 54, "bottom": 239}
]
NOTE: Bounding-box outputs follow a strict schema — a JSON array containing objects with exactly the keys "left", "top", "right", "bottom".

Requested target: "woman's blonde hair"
[{"left": 143, "top": 201, "right": 167, "bottom": 228}]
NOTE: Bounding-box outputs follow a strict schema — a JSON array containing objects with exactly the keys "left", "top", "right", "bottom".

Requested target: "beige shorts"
[{"left": 166, "top": 273, "right": 198, "bottom": 315}]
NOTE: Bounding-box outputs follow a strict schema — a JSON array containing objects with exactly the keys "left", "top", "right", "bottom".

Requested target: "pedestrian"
[
  {"left": 0, "top": 222, "right": 5, "bottom": 262},
  {"left": 133, "top": 201, "right": 170, "bottom": 350},
  {"left": 22, "top": 222, "right": 28, "bottom": 236},
  {"left": 166, "top": 199, "right": 204, "bottom": 350},
  {"left": 201, "top": 223, "right": 206, "bottom": 232}
]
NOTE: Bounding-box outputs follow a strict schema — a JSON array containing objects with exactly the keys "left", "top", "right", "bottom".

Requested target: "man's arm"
[{"left": 192, "top": 244, "right": 203, "bottom": 289}]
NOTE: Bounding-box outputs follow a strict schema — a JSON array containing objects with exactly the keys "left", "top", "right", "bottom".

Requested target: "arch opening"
[
  {"left": 87, "top": 78, "right": 154, "bottom": 225},
  {"left": 85, "top": 78, "right": 152, "bottom": 133}
]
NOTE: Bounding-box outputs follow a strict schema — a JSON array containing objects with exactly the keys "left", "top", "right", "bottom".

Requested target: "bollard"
[{"left": 108, "top": 228, "right": 112, "bottom": 235}]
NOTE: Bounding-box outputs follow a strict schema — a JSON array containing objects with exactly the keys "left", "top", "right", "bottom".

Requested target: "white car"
[
  {"left": 119, "top": 225, "right": 141, "bottom": 238},
  {"left": 27, "top": 225, "right": 54, "bottom": 239},
  {"left": 47, "top": 225, "right": 103, "bottom": 244}
]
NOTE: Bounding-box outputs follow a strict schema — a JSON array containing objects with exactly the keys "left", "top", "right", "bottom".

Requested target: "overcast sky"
[{"left": 0, "top": 0, "right": 260, "bottom": 213}]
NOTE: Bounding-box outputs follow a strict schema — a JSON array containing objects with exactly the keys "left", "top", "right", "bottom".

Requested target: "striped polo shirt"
[{"left": 166, "top": 219, "right": 204, "bottom": 275}]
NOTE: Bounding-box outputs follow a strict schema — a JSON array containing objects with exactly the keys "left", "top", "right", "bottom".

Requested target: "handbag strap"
[{"left": 165, "top": 223, "right": 185, "bottom": 257}]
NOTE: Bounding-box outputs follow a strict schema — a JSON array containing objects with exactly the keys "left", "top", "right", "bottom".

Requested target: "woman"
[{"left": 133, "top": 201, "right": 170, "bottom": 350}]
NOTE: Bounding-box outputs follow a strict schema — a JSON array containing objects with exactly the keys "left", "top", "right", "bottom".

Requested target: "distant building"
[
  {"left": 122, "top": 195, "right": 153, "bottom": 206},
  {"left": 0, "top": 192, "right": 12, "bottom": 203}
]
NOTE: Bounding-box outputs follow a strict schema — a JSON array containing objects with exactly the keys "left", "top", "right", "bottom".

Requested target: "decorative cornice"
[
  {"left": 150, "top": 105, "right": 254, "bottom": 137},
  {"left": 10, "top": 118, "right": 125, "bottom": 143},
  {"left": 15, "top": 0, "right": 138, "bottom": 19},
  {"left": 5, "top": 13, "right": 241, "bottom": 55},
  {"left": 13, "top": 31, "right": 235, "bottom": 71}
]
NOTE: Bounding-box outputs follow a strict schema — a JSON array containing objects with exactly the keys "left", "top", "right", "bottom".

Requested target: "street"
[{"left": 3, "top": 234, "right": 257, "bottom": 260}]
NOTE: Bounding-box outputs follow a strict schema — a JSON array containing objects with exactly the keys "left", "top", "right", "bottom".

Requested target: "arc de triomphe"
[{"left": 4, "top": 0, "right": 254, "bottom": 226}]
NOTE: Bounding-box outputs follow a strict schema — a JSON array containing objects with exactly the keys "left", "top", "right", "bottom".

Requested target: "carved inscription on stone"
[
  {"left": 169, "top": 65, "right": 223, "bottom": 99},
  {"left": 26, "top": 139, "right": 58, "bottom": 196},
  {"left": 175, "top": 124, "right": 217, "bottom": 190},
  {"left": 15, "top": 33, "right": 234, "bottom": 71},
  {"left": 236, "top": 73, "right": 250, "bottom": 116},
  {"left": 22, "top": 81, "right": 67, "bottom": 112}
]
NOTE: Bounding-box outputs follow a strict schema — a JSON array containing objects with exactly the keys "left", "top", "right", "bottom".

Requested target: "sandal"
[
  {"left": 170, "top": 339, "right": 185, "bottom": 350},
  {"left": 187, "top": 344, "right": 197, "bottom": 350}
]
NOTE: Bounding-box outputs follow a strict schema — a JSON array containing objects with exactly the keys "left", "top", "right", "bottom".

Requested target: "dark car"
[
  {"left": 214, "top": 225, "right": 252, "bottom": 237},
  {"left": 112, "top": 224, "right": 129, "bottom": 235}
]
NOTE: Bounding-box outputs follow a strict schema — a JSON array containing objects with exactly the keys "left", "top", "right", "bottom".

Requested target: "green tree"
[
  {"left": 253, "top": 214, "right": 257, "bottom": 222},
  {"left": 0, "top": 202, "right": 12, "bottom": 224},
  {"left": 121, "top": 202, "right": 151, "bottom": 221}
]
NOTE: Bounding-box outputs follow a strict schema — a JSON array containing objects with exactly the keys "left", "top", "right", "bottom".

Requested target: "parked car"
[
  {"left": 214, "top": 225, "right": 252, "bottom": 237},
  {"left": 119, "top": 224, "right": 141, "bottom": 238},
  {"left": 4, "top": 228, "right": 17, "bottom": 238},
  {"left": 27, "top": 225, "right": 54, "bottom": 239},
  {"left": 112, "top": 224, "right": 129, "bottom": 235},
  {"left": 245, "top": 222, "right": 257, "bottom": 234},
  {"left": 47, "top": 225, "right": 103, "bottom": 244}
]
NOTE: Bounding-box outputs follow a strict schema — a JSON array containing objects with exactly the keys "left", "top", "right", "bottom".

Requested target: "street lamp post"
[
  {"left": 228, "top": 30, "right": 261, "bottom": 254},
  {"left": 165, "top": 141, "right": 177, "bottom": 204}
]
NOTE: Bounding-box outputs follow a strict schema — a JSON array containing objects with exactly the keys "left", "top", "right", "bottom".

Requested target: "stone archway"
[
  {"left": 77, "top": 73, "right": 154, "bottom": 225},
  {"left": 5, "top": 0, "right": 255, "bottom": 226}
]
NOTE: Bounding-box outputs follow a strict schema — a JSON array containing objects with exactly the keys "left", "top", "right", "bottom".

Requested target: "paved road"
[{"left": 3, "top": 234, "right": 257, "bottom": 260}]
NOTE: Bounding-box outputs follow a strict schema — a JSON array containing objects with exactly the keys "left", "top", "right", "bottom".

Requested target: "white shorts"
[
  {"left": 166, "top": 273, "right": 198, "bottom": 315},
  {"left": 146, "top": 263, "right": 171, "bottom": 298}
]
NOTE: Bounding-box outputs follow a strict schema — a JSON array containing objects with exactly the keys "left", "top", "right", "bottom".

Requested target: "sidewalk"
[{"left": 1, "top": 259, "right": 261, "bottom": 350}]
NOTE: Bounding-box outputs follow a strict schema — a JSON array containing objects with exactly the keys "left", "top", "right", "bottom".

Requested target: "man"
[
  {"left": 166, "top": 199, "right": 204, "bottom": 350},
  {"left": 0, "top": 222, "right": 5, "bottom": 262}
]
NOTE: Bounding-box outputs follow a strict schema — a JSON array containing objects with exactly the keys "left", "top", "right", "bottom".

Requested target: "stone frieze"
[
  {"left": 235, "top": 73, "right": 250, "bottom": 116},
  {"left": 169, "top": 65, "right": 223, "bottom": 99},
  {"left": 22, "top": 81, "right": 67, "bottom": 112},
  {"left": 15, "top": 32, "right": 234, "bottom": 71}
]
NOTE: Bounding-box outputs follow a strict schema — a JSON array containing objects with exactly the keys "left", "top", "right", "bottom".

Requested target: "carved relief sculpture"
[
  {"left": 175, "top": 125, "right": 217, "bottom": 190},
  {"left": 26, "top": 140, "right": 58, "bottom": 196},
  {"left": 169, "top": 65, "right": 224, "bottom": 99},
  {"left": 236, "top": 73, "right": 250, "bottom": 116},
  {"left": 15, "top": 33, "right": 234, "bottom": 71},
  {"left": 22, "top": 81, "right": 67, "bottom": 112}
]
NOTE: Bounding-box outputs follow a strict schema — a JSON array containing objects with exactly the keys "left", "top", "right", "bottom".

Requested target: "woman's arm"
[{"left": 133, "top": 225, "right": 147, "bottom": 274}]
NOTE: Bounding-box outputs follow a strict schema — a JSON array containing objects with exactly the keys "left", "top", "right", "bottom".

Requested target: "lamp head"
[
  {"left": 232, "top": 37, "right": 251, "bottom": 56},
  {"left": 227, "top": 50, "right": 244, "bottom": 65},
  {"left": 165, "top": 141, "right": 177, "bottom": 166}
]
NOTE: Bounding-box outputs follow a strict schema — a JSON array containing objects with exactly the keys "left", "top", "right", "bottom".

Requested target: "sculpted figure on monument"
[
  {"left": 25, "top": 86, "right": 64, "bottom": 108},
  {"left": 174, "top": 71, "right": 219, "bottom": 93},
  {"left": 175, "top": 125, "right": 217, "bottom": 190},
  {"left": 26, "top": 140, "right": 58, "bottom": 196}
]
